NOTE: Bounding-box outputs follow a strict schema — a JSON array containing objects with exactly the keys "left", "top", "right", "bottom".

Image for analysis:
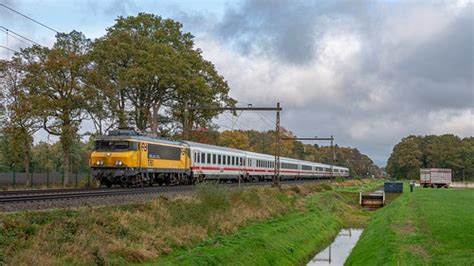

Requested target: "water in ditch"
[{"left": 307, "top": 228, "right": 363, "bottom": 266}]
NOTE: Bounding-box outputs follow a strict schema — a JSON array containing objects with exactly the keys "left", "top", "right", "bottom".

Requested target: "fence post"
[
  {"left": 62, "top": 172, "right": 64, "bottom": 187},
  {"left": 30, "top": 172, "right": 33, "bottom": 188},
  {"left": 46, "top": 170, "right": 50, "bottom": 188},
  {"left": 75, "top": 172, "right": 78, "bottom": 188},
  {"left": 13, "top": 170, "right": 16, "bottom": 187}
]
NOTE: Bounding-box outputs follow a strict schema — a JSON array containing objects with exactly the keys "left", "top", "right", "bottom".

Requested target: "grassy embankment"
[
  {"left": 151, "top": 180, "right": 383, "bottom": 265},
  {"left": 346, "top": 185, "right": 474, "bottom": 265},
  {"left": 0, "top": 179, "right": 382, "bottom": 265}
]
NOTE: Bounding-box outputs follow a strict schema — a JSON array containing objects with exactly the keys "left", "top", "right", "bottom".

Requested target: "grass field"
[
  {"left": 151, "top": 180, "right": 384, "bottom": 265},
  {"left": 346, "top": 186, "right": 474, "bottom": 265}
]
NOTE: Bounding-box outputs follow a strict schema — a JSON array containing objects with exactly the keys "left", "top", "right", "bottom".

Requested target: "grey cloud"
[
  {"left": 207, "top": 0, "right": 473, "bottom": 165},
  {"left": 216, "top": 0, "right": 373, "bottom": 64},
  {"left": 401, "top": 10, "right": 473, "bottom": 83},
  {"left": 105, "top": 0, "right": 138, "bottom": 16}
]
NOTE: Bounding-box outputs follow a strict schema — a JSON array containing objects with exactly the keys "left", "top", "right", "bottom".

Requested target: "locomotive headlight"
[
  {"left": 96, "top": 160, "right": 104, "bottom": 166},
  {"left": 115, "top": 160, "right": 123, "bottom": 166}
]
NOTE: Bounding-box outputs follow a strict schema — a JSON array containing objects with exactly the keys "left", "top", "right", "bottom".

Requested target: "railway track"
[
  {"left": 0, "top": 186, "right": 193, "bottom": 204},
  {"left": 0, "top": 179, "right": 328, "bottom": 205}
]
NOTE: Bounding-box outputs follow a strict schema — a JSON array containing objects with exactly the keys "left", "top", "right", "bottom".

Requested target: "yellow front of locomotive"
[{"left": 90, "top": 137, "right": 140, "bottom": 187}]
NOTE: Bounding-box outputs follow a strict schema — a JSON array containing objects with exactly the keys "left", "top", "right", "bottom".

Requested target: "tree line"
[
  {"left": 0, "top": 13, "right": 235, "bottom": 184},
  {"left": 386, "top": 134, "right": 473, "bottom": 180},
  {"left": 0, "top": 128, "right": 380, "bottom": 178}
]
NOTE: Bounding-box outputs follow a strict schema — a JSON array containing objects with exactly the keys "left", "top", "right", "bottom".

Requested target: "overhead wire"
[
  {"left": 0, "top": 45, "right": 19, "bottom": 53},
  {"left": 0, "top": 26, "right": 42, "bottom": 46},
  {"left": 0, "top": 3, "right": 59, "bottom": 33},
  {"left": 221, "top": 112, "right": 253, "bottom": 131},
  {"left": 0, "top": 27, "right": 31, "bottom": 46},
  {"left": 256, "top": 111, "right": 275, "bottom": 129}
]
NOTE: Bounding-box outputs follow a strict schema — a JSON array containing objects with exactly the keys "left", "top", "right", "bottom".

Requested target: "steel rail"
[
  {"left": 0, "top": 186, "right": 193, "bottom": 204},
  {"left": 0, "top": 187, "right": 111, "bottom": 196}
]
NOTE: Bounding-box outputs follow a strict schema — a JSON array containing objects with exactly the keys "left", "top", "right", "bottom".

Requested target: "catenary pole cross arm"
[{"left": 186, "top": 106, "right": 282, "bottom": 111}]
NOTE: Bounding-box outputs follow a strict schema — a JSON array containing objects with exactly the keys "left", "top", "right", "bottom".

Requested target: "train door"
[
  {"left": 139, "top": 142, "right": 149, "bottom": 169},
  {"left": 182, "top": 147, "right": 189, "bottom": 173}
]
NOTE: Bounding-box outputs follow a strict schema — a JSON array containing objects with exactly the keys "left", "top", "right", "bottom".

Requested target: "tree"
[
  {"left": 386, "top": 134, "right": 473, "bottom": 180},
  {"left": 459, "top": 137, "right": 474, "bottom": 181},
  {"left": 0, "top": 58, "right": 39, "bottom": 181},
  {"left": 20, "top": 31, "right": 91, "bottom": 185},
  {"left": 219, "top": 130, "right": 251, "bottom": 150},
  {"left": 387, "top": 136, "right": 422, "bottom": 179},
  {"left": 92, "top": 13, "right": 235, "bottom": 136}
]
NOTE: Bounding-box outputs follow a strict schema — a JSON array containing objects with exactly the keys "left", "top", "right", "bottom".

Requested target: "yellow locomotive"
[{"left": 90, "top": 128, "right": 192, "bottom": 187}]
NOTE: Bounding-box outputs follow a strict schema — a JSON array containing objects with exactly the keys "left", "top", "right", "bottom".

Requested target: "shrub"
[{"left": 195, "top": 183, "right": 230, "bottom": 211}]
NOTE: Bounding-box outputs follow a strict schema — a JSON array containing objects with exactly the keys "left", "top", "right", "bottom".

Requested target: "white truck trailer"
[{"left": 420, "top": 168, "right": 452, "bottom": 188}]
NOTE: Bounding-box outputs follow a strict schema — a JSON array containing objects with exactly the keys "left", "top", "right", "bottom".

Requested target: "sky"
[{"left": 0, "top": 0, "right": 473, "bottom": 166}]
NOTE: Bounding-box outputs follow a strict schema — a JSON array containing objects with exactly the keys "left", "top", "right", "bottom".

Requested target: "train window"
[
  {"left": 218, "top": 155, "right": 221, "bottom": 165},
  {"left": 207, "top": 153, "right": 211, "bottom": 164},
  {"left": 95, "top": 140, "right": 136, "bottom": 151},
  {"left": 240, "top": 158, "right": 243, "bottom": 166},
  {"left": 223, "top": 155, "right": 226, "bottom": 165},
  {"left": 148, "top": 144, "right": 181, "bottom": 160},
  {"left": 130, "top": 142, "right": 138, "bottom": 150},
  {"left": 201, "top": 153, "right": 205, "bottom": 164},
  {"left": 212, "top": 154, "right": 216, "bottom": 164}
]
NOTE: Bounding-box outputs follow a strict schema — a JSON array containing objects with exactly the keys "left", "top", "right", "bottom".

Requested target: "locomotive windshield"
[{"left": 94, "top": 141, "right": 138, "bottom": 151}]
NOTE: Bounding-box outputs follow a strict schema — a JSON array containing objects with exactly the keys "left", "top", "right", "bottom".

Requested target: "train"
[{"left": 90, "top": 128, "right": 350, "bottom": 187}]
